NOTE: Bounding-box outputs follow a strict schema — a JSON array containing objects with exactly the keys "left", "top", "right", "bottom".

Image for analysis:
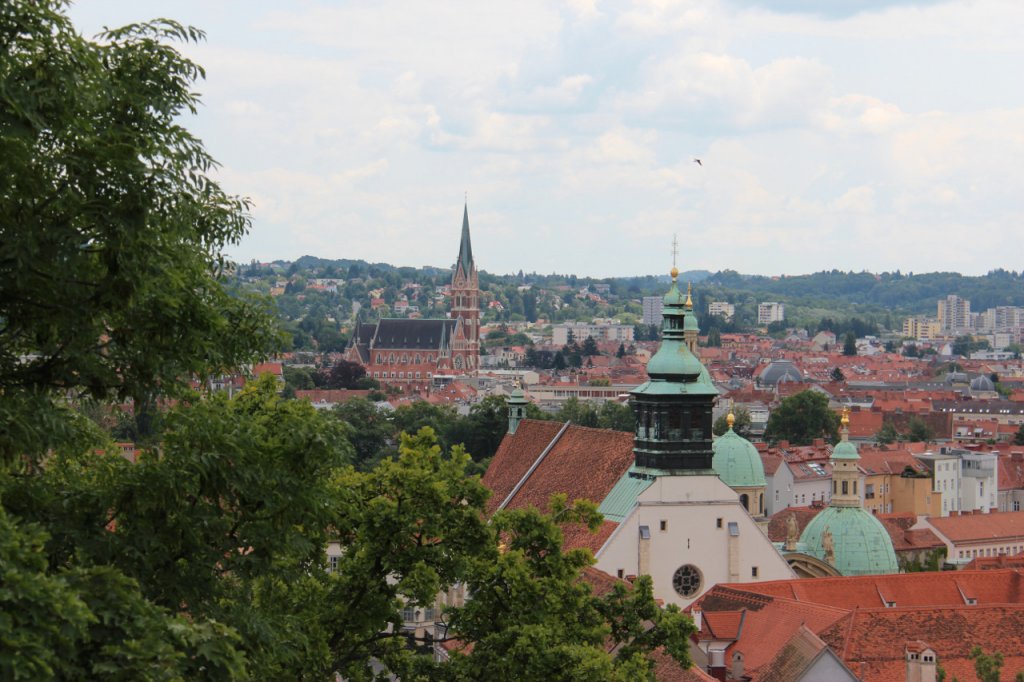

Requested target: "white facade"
[
  {"left": 916, "top": 449, "right": 998, "bottom": 516},
  {"left": 757, "top": 302, "right": 784, "bottom": 325},
  {"left": 708, "top": 301, "right": 735, "bottom": 321},
  {"left": 594, "top": 475, "right": 795, "bottom": 609},
  {"left": 764, "top": 460, "right": 834, "bottom": 516},
  {"left": 641, "top": 296, "right": 664, "bottom": 326},
  {"left": 552, "top": 322, "right": 634, "bottom": 346}
]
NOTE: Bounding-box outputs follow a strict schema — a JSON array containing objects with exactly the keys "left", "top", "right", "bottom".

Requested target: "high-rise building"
[
  {"left": 642, "top": 296, "right": 663, "bottom": 326},
  {"left": 757, "top": 301, "right": 784, "bottom": 325},
  {"left": 937, "top": 295, "right": 971, "bottom": 333}
]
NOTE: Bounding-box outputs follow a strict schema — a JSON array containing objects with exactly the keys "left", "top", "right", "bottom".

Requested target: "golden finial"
[
  {"left": 727, "top": 412, "right": 735, "bottom": 429},
  {"left": 685, "top": 281, "right": 693, "bottom": 308},
  {"left": 841, "top": 407, "right": 850, "bottom": 427}
]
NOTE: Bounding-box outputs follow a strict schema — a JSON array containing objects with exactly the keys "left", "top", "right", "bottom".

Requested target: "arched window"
[
  {"left": 740, "top": 494, "right": 749, "bottom": 511},
  {"left": 842, "top": 480, "right": 849, "bottom": 495},
  {"left": 759, "top": 493, "right": 764, "bottom": 515},
  {"left": 376, "top": 353, "right": 383, "bottom": 364}
]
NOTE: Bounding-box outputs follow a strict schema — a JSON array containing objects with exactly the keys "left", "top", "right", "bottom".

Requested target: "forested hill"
[
  {"left": 249, "top": 255, "right": 1023, "bottom": 316},
  {"left": 701, "top": 269, "right": 1024, "bottom": 314}
]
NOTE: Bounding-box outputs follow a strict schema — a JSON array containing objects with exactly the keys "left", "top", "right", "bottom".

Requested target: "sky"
[{"left": 68, "top": 0, "right": 1024, "bottom": 278}]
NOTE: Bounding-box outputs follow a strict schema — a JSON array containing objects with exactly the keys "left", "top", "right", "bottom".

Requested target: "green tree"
[
  {"left": 706, "top": 327, "right": 722, "bottom": 347},
  {"left": 581, "top": 336, "right": 600, "bottom": 356},
  {"left": 332, "top": 397, "right": 395, "bottom": 470},
  {"left": 0, "top": 3, "right": 280, "bottom": 447},
  {"left": 713, "top": 407, "right": 753, "bottom": 438},
  {"left": 435, "top": 496, "right": 694, "bottom": 681},
  {"left": 556, "top": 396, "right": 600, "bottom": 428},
  {"left": 616, "top": 343, "right": 626, "bottom": 358},
  {"left": 906, "top": 417, "right": 934, "bottom": 443},
  {"left": 830, "top": 366, "right": 846, "bottom": 382},
  {"left": 875, "top": 421, "right": 901, "bottom": 445},
  {"left": 597, "top": 401, "right": 635, "bottom": 432},
  {"left": 843, "top": 331, "right": 858, "bottom": 356},
  {"left": 764, "top": 391, "right": 840, "bottom": 445},
  {"left": 1014, "top": 424, "right": 1024, "bottom": 446}
]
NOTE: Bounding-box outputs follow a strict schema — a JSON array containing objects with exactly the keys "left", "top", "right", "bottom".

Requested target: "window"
[
  {"left": 660, "top": 520, "right": 667, "bottom": 531},
  {"left": 376, "top": 353, "right": 383, "bottom": 364},
  {"left": 328, "top": 555, "right": 340, "bottom": 573},
  {"left": 842, "top": 481, "right": 849, "bottom": 495},
  {"left": 401, "top": 606, "right": 417, "bottom": 622},
  {"left": 617, "top": 569, "right": 624, "bottom": 579},
  {"left": 751, "top": 566, "right": 759, "bottom": 578},
  {"left": 716, "top": 518, "right": 723, "bottom": 529},
  {"left": 853, "top": 481, "right": 858, "bottom": 495},
  {"left": 671, "top": 564, "right": 703, "bottom": 597}
]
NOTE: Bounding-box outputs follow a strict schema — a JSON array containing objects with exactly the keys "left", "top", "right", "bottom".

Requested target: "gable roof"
[
  {"left": 928, "top": 511, "right": 1024, "bottom": 543},
  {"left": 482, "top": 419, "right": 566, "bottom": 515},
  {"left": 758, "top": 626, "right": 855, "bottom": 682}
]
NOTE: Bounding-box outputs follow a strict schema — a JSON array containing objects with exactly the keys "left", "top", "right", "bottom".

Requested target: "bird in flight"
[{"left": 693, "top": 158, "right": 702, "bottom": 166}]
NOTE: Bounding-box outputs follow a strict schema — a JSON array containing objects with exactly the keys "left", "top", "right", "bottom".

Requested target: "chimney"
[
  {"left": 708, "top": 649, "right": 727, "bottom": 681},
  {"left": 905, "top": 643, "right": 937, "bottom": 682},
  {"left": 732, "top": 651, "right": 745, "bottom": 681},
  {"left": 813, "top": 438, "right": 825, "bottom": 448}
]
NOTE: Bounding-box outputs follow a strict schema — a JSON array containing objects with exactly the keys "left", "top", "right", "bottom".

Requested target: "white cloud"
[{"left": 66, "top": 0, "right": 1024, "bottom": 276}]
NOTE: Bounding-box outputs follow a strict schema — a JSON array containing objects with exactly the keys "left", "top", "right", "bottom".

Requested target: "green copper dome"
[
  {"left": 663, "top": 280, "right": 687, "bottom": 306},
  {"left": 646, "top": 340, "right": 705, "bottom": 381},
  {"left": 832, "top": 440, "right": 859, "bottom": 460},
  {"left": 713, "top": 427, "right": 766, "bottom": 488},
  {"left": 798, "top": 506, "right": 898, "bottom": 576},
  {"left": 683, "top": 311, "right": 700, "bottom": 332}
]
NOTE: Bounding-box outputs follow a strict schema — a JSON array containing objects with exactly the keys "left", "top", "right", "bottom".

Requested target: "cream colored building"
[{"left": 594, "top": 475, "right": 795, "bottom": 609}]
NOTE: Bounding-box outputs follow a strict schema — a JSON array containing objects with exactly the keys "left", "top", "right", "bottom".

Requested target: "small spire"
[
  {"left": 685, "top": 281, "right": 693, "bottom": 308},
  {"left": 840, "top": 407, "right": 850, "bottom": 441},
  {"left": 727, "top": 412, "right": 735, "bottom": 430}
]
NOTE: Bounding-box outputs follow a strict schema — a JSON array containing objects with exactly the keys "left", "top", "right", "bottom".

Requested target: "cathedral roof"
[{"left": 371, "top": 318, "right": 457, "bottom": 349}]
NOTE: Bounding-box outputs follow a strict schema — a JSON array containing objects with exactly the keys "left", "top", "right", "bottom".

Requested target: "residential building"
[
  {"left": 937, "top": 294, "right": 971, "bottom": 333},
  {"left": 757, "top": 302, "right": 784, "bottom": 325},
  {"left": 708, "top": 301, "right": 735, "bottom": 321},
  {"left": 915, "top": 447, "right": 998, "bottom": 516},
  {"left": 926, "top": 511, "right": 1024, "bottom": 566},
  {"left": 641, "top": 296, "right": 663, "bottom": 326},
  {"left": 858, "top": 448, "right": 941, "bottom": 517},
  {"left": 902, "top": 316, "right": 942, "bottom": 341},
  {"left": 552, "top": 321, "right": 634, "bottom": 346}
]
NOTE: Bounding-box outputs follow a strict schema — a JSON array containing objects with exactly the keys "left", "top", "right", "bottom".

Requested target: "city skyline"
[{"left": 69, "top": 0, "right": 1024, "bottom": 278}]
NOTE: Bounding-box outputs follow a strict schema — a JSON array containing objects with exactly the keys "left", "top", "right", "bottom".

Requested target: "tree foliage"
[
  {"left": 713, "top": 407, "right": 753, "bottom": 438},
  {"left": 0, "top": 1, "right": 281, "bottom": 445},
  {"left": 764, "top": 391, "right": 840, "bottom": 445}
]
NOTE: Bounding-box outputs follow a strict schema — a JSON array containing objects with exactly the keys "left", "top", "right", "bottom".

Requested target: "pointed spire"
[{"left": 457, "top": 203, "right": 474, "bottom": 276}]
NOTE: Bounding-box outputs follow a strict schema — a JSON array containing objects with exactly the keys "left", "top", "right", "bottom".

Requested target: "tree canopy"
[
  {"left": 0, "top": 4, "right": 695, "bottom": 678},
  {"left": 764, "top": 391, "right": 840, "bottom": 445}
]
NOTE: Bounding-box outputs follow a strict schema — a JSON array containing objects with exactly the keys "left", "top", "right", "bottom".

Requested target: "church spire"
[{"left": 457, "top": 203, "right": 474, "bottom": 277}]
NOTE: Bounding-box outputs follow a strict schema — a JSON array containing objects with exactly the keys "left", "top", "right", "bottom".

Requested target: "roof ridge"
[{"left": 495, "top": 420, "right": 572, "bottom": 512}]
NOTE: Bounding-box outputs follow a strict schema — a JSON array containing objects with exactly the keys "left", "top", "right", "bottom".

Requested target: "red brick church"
[{"left": 344, "top": 205, "right": 480, "bottom": 393}]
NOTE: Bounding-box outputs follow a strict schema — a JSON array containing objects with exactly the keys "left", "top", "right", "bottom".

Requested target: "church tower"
[
  {"left": 630, "top": 265, "right": 718, "bottom": 473},
  {"left": 449, "top": 203, "right": 480, "bottom": 374}
]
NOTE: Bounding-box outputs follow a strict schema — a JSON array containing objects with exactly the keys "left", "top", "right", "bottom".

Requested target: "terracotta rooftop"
[
  {"left": 757, "top": 626, "right": 837, "bottom": 682},
  {"left": 482, "top": 419, "right": 566, "bottom": 514},
  {"left": 929, "top": 511, "right": 1024, "bottom": 543},
  {"left": 725, "top": 569, "right": 1024, "bottom": 609}
]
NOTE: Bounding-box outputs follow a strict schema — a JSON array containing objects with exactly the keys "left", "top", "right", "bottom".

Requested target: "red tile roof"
[
  {"left": 929, "top": 511, "right": 1024, "bottom": 543},
  {"left": 819, "top": 605, "right": 1024, "bottom": 682},
  {"left": 757, "top": 626, "right": 838, "bottom": 682},
  {"left": 482, "top": 420, "right": 566, "bottom": 515}
]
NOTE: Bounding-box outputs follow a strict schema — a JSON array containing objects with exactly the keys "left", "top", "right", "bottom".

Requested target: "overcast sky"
[{"left": 69, "top": 0, "right": 1024, "bottom": 278}]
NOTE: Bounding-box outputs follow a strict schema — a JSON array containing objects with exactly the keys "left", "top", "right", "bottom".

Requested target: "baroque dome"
[
  {"left": 799, "top": 506, "right": 899, "bottom": 576},
  {"left": 713, "top": 420, "right": 766, "bottom": 488}
]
